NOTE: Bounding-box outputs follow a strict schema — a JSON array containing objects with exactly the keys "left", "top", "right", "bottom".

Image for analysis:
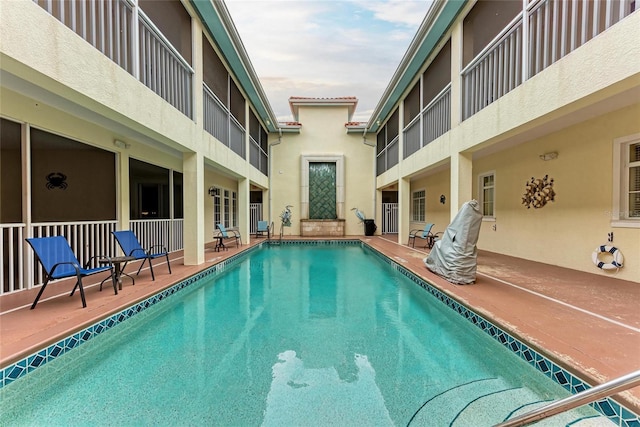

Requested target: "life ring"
[{"left": 592, "top": 245, "right": 624, "bottom": 270}]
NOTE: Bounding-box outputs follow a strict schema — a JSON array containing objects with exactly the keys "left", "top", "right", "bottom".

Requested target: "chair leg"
[
  {"left": 147, "top": 257, "right": 155, "bottom": 281},
  {"left": 165, "top": 254, "right": 172, "bottom": 274},
  {"left": 77, "top": 279, "right": 87, "bottom": 308},
  {"left": 30, "top": 277, "right": 50, "bottom": 310},
  {"left": 69, "top": 276, "right": 87, "bottom": 308},
  {"left": 100, "top": 272, "right": 116, "bottom": 293},
  {"left": 136, "top": 258, "right": 147, "bottom": 277},
  {"left": 110, "top": 271, "right": 118, "bottom": 294}
]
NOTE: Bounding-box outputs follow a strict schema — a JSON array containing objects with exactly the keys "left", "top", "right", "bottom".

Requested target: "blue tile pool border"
[
  {"left": 359, "top": 241, "right": 640, "bottom": 427},
  {"left": 2, "top": 240, "right": 638, "bottom": 426}
]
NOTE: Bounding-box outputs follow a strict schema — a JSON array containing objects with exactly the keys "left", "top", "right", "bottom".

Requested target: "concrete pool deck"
[{"left": 1, "top": 235, "right": 639, "bottom": 414}]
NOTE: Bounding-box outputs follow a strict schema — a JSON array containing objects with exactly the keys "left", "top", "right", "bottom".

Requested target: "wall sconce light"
[
  {"left": 440, "top": 195, "right": 446, "bottom": 204},
  {"left": 208, "top": 187, "right": 216, "bottom": 196},
  {"left": 539, "top": 151, "right": 558, "bottom": 161},
  {"left": 113, "top": 139, "right": 130, "bottom": 149}
]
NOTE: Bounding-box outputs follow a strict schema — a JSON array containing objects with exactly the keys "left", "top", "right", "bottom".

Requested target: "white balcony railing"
[
  {"left": 1, "top": 224, "right": 26, "bottom": 294},
  {"left": 462, "top": 15, "right": 523, "bottom": 120},
  {"left": 203, "top": 84, "right": 230, "bottom": 145},
  {"left": 250, "top": 136, "right": 268, "bottom": 176},
  {"left": 462, "top": 0, "right": 634, "bottom": 120},
  {"left": 33, "top": 0, "right": 193, "bottom": 118},
  {"left": 137, "top": 11, "right": 193, "bottom": 118},
  {"left": 203, "top": 84, "right": 246, "bottom": 158},
  {"left": 130, "top": 219, "right": 184, "bottom": 254},
  {"left": 1, "top": 219, "right": 184, "bottom": 294},
  {"left": 422, "top": 85, "right": 451, "bottom": 146},
  {"left": 377, "top": 135, "right": 400, "bottom": 175},
  {"left": 403, "top": 84, "right": 452, "bottom": 159}
]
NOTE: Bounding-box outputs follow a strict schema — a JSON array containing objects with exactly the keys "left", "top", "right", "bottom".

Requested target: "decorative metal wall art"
[
  {"left": 280, "top": 205, "right": 293, "bottom": 227},
  {"left": 46, "top": 172, "right": 68, "bottom": 190},
  {"left": 522, "top": 175, "right": 555, "bottom": 209}
]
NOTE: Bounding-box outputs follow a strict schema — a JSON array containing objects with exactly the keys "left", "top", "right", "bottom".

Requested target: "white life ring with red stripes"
[{"left": 592, "top": 245, "right": 624, "bottom": 270}]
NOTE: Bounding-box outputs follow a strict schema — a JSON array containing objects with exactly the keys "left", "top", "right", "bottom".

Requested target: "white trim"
[
  {"left": 412, "top": 188, "right": 426, "bottom": 222},
  {"left": 478, "top": 170, "right": 496, "bottom": 219},
  {"left": 300, "top": 155, "right": 345, "bottom": 219},
  {"left": 612, "top": 133, "right": 640, "bottom": 222}
]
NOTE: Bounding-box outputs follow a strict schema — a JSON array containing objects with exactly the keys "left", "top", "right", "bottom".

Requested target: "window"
[
  {"left": 224, "top": 190, "right": 230, "bottom": 228},
  {"left": 479, "top": 172, "right": 495, "bottom": 218},
  {"left": 211, "top": 187, "right": 221, "bottom": 226},
  {"left": 628, "top": 143, "right": 640, "bottom": 218},
  {"left": 614, "top": 135, "right": 640, "bottom": 223},
  {"left": 212, "top": 187, "right": 238, "bottom": 228},
  {"left": 412, "top": 190, "right": 425, "bottom": 222}
]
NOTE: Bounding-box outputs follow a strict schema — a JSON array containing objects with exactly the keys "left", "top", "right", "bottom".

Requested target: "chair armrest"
[
  {"left": 86, "top": 255, "right": 108, "bottom": 268},
  {"left": 148, "top": 244, "right": 168, "bottom": 253},
  {"left": 50, "top": 261, "right": 81, "bottom": 276},
  {"left": 128, "top": 248, "right": 147, "bottom": 257}
]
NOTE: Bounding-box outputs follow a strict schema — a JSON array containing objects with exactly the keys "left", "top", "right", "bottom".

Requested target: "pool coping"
[{"left": 1, "top": 239, "right": 638, "bottom": 425}]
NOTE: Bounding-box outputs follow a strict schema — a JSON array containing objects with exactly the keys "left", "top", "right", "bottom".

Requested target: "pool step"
[
  {"left": 453, "top": 385, "right": 615, "bottom": 426},
  {"left": 408, "top": 377, "right": 614, "bottom": 426}
]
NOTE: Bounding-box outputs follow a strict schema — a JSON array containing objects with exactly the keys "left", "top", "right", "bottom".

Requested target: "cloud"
[{"left": 225, "top": 0, "right": 432, "bottom": 122}]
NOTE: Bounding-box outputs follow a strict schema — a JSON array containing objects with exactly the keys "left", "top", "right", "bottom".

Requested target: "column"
[
  {"left": 238, "top": 177, "right": 250, "bottom": 243},
  {"left": 117, "top": 150, "right": 130, "bottom": 232},
  {"left": 450, "top": 151, "right": 473, "bottom": 216},
  {"left": 398, "top": 177, "right": 411, "bottom": 245},
  {"left": 183, "top": 151, "right": 205, "bottom": 265}
]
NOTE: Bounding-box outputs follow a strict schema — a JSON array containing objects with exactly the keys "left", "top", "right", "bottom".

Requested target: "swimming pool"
[{"left": 0, "top": 242, "right": 633, "bottom": 425}]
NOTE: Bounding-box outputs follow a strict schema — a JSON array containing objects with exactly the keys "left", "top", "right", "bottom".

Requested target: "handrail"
[{"left": 494, "top": 370, "right": 640, "bottom": 427}]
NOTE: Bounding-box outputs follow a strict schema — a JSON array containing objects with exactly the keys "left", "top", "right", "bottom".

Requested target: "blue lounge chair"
[
  {"left": 26, "top": 236, "right": 116, "bottom": 309},
  {"left": 408, "top": 223, "right": 441, "bottom": 249},
  {"left": 255, "top": 221, "right": 271, "bottom": 238},
  {"left": 215, "top": 224, "right": 241, "bottom": 251},
  {"left": 112, "top": 230, "right": 171, "bottom": 281}
]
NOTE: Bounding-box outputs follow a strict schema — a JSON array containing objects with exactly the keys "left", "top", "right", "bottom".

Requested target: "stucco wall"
[
  {"left": 408, "top": 169, "right": 451, "bottom": 240},
  {"left": 469, "top": 104, "right": 640, "bottom": 282},
  {"left": 271, "top": 105, "right": 376, "bottom": 236}
]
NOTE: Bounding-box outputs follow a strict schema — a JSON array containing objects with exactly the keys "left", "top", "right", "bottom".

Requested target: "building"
[{"left": 1, "top": 0, "right": 638, "bottom": 298}]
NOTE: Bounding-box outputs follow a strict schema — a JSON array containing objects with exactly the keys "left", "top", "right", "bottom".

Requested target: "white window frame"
[
  {"left": 211, "top": 186, "right": 238, "bottom": 228},
  {"left": 412, "top": 189, "right": 425, "bottom": 222},
  {"left": 612, "top": 133, "right": 640, "bottom": 228},
  {"left": 478, "top": 171, "right": 496, "bottom": 220}
]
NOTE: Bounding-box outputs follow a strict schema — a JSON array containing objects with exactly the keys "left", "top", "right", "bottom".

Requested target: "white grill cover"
[{"left": 424, "top": 200, "right": 483, "bottom": 285}]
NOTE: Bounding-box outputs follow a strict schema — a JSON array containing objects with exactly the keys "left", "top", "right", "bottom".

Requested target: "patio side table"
[{"left": 99, "top": 256, "right": 136, "bottom": 291}]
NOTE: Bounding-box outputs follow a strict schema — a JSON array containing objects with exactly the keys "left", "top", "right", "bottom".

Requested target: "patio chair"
[
  {"left": 408, "top": 223, "right": 441, "bottom": 249},
  {"left": 216, "top": 224, "right": 242, "bottom": 250},
  {"left": 255, "top": 221, "right": 271, "bottom": 238},
  {"left": 26, "top": 236, "right": 116, "bottom": 309},
  {"left": 112, "top": 230, "right": 172, "bottom": 281}
]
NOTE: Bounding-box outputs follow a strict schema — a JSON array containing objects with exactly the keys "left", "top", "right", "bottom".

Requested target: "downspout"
[
  {"left": 362, "top": 127, "right": 377, "bottom": 231},
  {"left": 268, "top": 127, "right": 283, "bottom": 225}
]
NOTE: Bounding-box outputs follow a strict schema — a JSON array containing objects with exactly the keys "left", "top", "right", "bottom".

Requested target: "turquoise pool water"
[{"left": 0, "top": 244, "right": 615, "bottom": 426}]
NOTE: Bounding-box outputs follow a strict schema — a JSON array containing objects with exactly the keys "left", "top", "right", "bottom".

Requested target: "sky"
[{"left": 225, "top": 0, "right": 434, "bottom": 123}]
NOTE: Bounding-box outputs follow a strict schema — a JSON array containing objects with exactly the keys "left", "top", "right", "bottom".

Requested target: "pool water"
[{"left": 0, "top": 244, "right": 611, "bottom": 426}]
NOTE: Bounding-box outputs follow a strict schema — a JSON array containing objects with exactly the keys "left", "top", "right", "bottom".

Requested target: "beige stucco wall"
[
  {"left": 468, "top": 104, "right": 640, "bottom": 282},
  {"left": 408, "top": 169, "right": 451, "bottom": 239},
  {"left": 270, "top": 105, "right": 376, "bottom": 236}
]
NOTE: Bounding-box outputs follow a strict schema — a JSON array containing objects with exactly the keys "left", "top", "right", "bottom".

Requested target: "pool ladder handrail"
[{"left": 494, "top": 369, "right": 640, "bottom": 427}]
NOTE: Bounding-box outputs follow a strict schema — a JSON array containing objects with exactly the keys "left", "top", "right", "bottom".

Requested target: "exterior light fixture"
[
  {"left": 113, "top": 139, "right": 130, "bottom": 149},
  {"left": 440, "top": 195, "right": 446, "bottom": 204},
  {"left": 539, "top": 152, "right": 558, "bottom": 161}
]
